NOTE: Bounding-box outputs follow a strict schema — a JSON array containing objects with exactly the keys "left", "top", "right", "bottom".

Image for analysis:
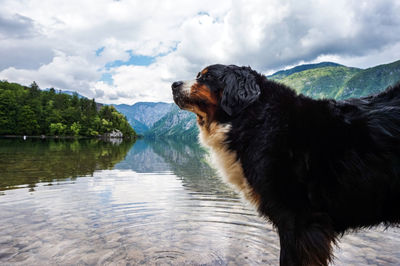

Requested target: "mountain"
[
  {"left": 43, "top": 88, "right": 87, "bottom": 99},
  {"left": 145, "top": 105, "right": 198, "bottom": 140},
  {"left": 269, "top": 65, "right": 362, "bottom": 99},
  {"left": 114, "top": 102, "right": 173, "bottom": 135},
  {"left": 338, "top": 60, "right": 400, "bottom": 99},
  {"left": 269, "top": 60, "right": 400, "bottom": 99},
  {"left": 269, "top": 62, "right": 344, "bottom": 80}
]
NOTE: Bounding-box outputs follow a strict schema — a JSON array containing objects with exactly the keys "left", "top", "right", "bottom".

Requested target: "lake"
[{"left": 0, "top": 138, "right": 399, "bottom": 265}]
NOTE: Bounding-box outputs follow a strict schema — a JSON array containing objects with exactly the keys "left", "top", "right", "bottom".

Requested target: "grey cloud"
[
  {"left": 95, "top": 89, "right": 104, "bottom": 98},
  {"left": 0, "top": 41, "right": 54, "bottom": 70},
  {"left": 0, "top": 14, "right": 54, "bottom": 70},
  {"left": 0, "top": 13, "right": 38, "bottom": 39},
  {"left": 209, "top": 1, "right": 400, "bottom": 71}
]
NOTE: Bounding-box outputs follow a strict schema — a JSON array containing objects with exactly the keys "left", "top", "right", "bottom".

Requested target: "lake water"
[{"left": 0, "top": 138, "right": 399, "bottom": 265}]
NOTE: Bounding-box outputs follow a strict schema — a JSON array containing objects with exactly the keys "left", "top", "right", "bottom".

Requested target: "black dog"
[{"left": 172, "top": 64, "right": 400, "bottom": 265}]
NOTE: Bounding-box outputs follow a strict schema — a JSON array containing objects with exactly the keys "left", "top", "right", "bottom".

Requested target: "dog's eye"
[{"left": 196, "top": 72, "right": 201, "bottom": 79}]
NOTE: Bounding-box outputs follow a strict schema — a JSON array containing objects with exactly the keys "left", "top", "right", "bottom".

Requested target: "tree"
[
  {"left": 30, "top": 81, "right": 39, "bottom": 90},
  {"left": 49, "top": 123, "right": 67, "bottom": 136},
  {"left": 70, "top": 122, "right": 81, "bottom": 136},
  {"left": 16, "top": 105, "right": 39, "bottom": 135}
]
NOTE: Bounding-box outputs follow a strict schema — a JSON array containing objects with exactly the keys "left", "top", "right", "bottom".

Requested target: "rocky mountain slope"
[
  {"left": 145, "top": 105, "right": 198, "bottom": 140},
  {"left": 114, "top": 102, "right": 173, "bottom": 135}
]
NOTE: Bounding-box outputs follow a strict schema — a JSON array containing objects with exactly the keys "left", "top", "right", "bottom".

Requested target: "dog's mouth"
[
  {"left": 172, "top": 90, "right": 188, "bottom": 110},
  {"left": 172, "top": 81, "right": 192, "bottom": 111}
]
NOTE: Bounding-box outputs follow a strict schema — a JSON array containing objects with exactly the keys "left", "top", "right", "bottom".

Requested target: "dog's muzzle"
[
  {"left": 172, "top": 80, "right": 186, "bottom": 109},
  {"left": 172, "top": 81, "right": 183, "bottom": 93}
]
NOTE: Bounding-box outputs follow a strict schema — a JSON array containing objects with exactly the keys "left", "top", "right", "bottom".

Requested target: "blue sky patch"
[
  {"left": 95, "top": 46, "right": 105, "bottom": 56},
  {"left": 105, "top": 50, "right": 155, "bottom": 69},
  {"left": 197, "top": 11, "right": 210, "bottom": 16},
  {"left": 100, "top": 72, "right": 114, "bottom": 85}
]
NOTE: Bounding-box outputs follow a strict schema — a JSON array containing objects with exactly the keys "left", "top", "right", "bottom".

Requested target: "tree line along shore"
[{"left": 0, "top": 81, "right": 136, "bottom": 139}]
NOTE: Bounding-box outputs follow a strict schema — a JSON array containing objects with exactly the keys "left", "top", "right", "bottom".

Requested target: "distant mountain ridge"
[
  {"left": 145, "top": 105, "right": 198, "bottom": 139},
  {"left": 115, "top": 59, "right": 400, "bottom": 140},
  {"left": 269, "top": 62, "right": 344, "bottom": 80},
  {"left": 114, "top": 102, "right": 173, "bottom": 135},
  {"left": 268, "top": 59, "right": 400, "bottom": 99},
  {"left": 43, "top": 88, "right": 86, "bottom": 99}
]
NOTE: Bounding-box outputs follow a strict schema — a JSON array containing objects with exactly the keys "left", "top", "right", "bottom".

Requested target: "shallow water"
[{"left": 0, "top": 138, "right": 399, "bottom": 265}]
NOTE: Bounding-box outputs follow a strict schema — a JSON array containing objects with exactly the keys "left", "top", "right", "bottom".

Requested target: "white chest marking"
[{"left": 198, "top": 122, "right": 260, "bottom": 208}]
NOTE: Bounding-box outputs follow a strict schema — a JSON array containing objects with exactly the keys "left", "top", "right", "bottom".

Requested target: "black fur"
[
  {"left": 182, "top": 64, "right": 400, "bottom": 265},
  {"left": 220, "top": 65, "right": 261, "bottom": 116}
]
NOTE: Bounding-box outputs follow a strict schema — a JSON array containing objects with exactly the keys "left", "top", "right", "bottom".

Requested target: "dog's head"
[{"left": 172, "top": 64, "right": 261, "bottom": 125}]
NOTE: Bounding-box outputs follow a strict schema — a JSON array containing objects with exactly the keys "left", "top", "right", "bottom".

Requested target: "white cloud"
[
  {"left": 0, "top": 0, "right": 400, "bottom": 104},
  {"left": 0, "top": 52, "right": 100, "bottom": 97},
  {"left": 93, "top": 53, "right": 193, "bottom": 104}
]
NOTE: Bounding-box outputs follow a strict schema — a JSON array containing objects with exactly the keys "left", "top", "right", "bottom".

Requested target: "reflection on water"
[
  {"left": 0, "top": 139, "right": 399, "bottom": 265},
  {"left": 0, "top": 138, "right": 134, "bottom": 191}
]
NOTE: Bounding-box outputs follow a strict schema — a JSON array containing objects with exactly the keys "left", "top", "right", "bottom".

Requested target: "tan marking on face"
[
  {"left": 184, "top": 82, "right": 218, "bottom": 126},
  {"left": 190, "top": 83, "right": 217, "bottom": 105},
  {"left": 198, "top": 122, "right": 261, "bottom": 209},
  {"left": 201, "top": 68, "right": 208, "bottom": 75}
]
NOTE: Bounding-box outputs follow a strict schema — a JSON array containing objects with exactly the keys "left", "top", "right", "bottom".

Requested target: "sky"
[{"left": 1, "top": 0, "right": 400, "bottom": 104}]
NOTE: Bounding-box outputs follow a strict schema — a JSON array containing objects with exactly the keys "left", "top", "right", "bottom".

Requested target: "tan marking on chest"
[{"left": 199, "top": 122, "right": 261, "bottom": 208}]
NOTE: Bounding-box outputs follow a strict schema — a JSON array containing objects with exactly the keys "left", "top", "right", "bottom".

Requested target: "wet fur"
[{"left": 172, "top": 64, "right": 400, "bottom": 266}]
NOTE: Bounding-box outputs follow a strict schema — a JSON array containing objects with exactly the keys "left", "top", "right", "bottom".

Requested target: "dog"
[{"left": 171, "top": 64, "right": 400, "bottom": 266}]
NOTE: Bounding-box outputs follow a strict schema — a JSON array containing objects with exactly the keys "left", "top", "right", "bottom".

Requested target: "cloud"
[
  {"left": 0, "top": 13, "right": 37, "bottom": 39},
  {"left": 0, "top": 13, "right": 54, "bottom": 70},
  {"left": 93, "top": 53, "right": 193, "bottom": 104},
  {"left": 0, "top": 0, "right": 400, "bottom": 104},
  {"left": 0, "top": 52, "right": 100, "bottom": 97}
]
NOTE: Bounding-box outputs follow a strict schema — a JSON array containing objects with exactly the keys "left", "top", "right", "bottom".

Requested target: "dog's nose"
[{"left": 172, "top": 81, "right": 183, "bottom": 91}]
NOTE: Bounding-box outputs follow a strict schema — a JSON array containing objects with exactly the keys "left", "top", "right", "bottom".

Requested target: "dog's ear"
[{"left": 220, "top": 66, "right": 260, "bottom": 116}]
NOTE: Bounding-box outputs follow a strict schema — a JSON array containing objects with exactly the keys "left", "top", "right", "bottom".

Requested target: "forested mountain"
[
  {"left": 338, "top": 60, "right": 400, "bottom": 99},
  {"left": 269, "top": 65, "right": 362, "bottom": 99},
  {"left": 268, "top": 59, "right": 400, "bottom": 99},
  {"left": 0, "top": 81, "right": 136, "bottom": 138},
  {"left": 268, "top": 62, "right": 344, "bottom": 80}
]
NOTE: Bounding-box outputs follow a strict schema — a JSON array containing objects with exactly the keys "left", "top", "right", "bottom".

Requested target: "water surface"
[{"left": 0, "top": 138, "right": 399, "bottom": 265}]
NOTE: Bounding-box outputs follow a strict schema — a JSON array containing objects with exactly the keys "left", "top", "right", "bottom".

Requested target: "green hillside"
[
  {"left": 270, "top": 60, "right": 400, "bottom": 100},
  {"left": 269, "top": 62, "right": 344, "bottom": 80},
  {"left": 269, "top": 65, "right": 362, "bottom": 99},
  {"left": 338, "top": 60, "right": 400, "bottom": 99}
]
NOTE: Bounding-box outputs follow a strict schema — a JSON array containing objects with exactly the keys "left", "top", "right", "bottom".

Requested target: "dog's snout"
[{"left": 172, "top": 81, "right": 183, "bottom": 92}]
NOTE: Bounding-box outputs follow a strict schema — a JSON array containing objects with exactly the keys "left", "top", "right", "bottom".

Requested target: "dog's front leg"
[{"left": 277, "top": 214, "right": 336, "bottom": 266}]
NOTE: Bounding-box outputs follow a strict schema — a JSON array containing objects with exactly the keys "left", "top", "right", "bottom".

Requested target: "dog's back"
[{"left": 294, "top": 82, "right": 400, "bottom": 231}]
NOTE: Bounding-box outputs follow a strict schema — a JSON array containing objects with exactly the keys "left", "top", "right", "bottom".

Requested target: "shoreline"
[
  {"left": 1, "top": 135, "right": 92, "bottom": 140},
  {"left": 0, "top": 135, "right": 136, "bottom": 140}
]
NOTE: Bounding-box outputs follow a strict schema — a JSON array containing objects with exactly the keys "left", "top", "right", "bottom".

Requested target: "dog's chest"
[{"left": 199, "top": 123, "right": 261, "bottom": 207}]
